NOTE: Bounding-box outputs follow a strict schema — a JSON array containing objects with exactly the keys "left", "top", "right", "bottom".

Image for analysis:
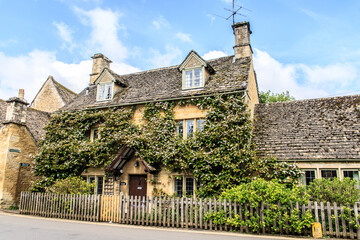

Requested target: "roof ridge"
[
  {"left": 113, "top": 55, "right": 235, "bottom": 78},
  {"left": 51, "top": 77, "right": 77, "bottom": 96},
  {"left": 259, "top": 94, "right": 360, "bottom": 105}
]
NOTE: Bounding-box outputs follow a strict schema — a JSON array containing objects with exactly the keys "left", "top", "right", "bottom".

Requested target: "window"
[
  {"left": 343, "top": 170, "right": 359, "bottom": 182},
  {"left": 197, "top": 119, "right": 205, "bottom": 132},
  {"left": 301, "top": 170, "right": 316, "bottom": 186},
  {"left": 174, "top": 176, "right": 196, "bottom": 197},
  {"left": 86, "top": 176, "right": 104, "bottom": 194},
  {"left": 321, "top": 170, "right": 337, "bottom": 180},
  {"left": 176, "top": 118, "right": 205, "bottom": 139},
  {"left": 97, "top": 83, "right": 113, "bottom": 101},
  {"left": 185, "top": 178, "right": 194, "bottom": 196},
  {"left": 186, "top": 120, "right": 194, "bottom": 138},
  {"left": 85, "top": 128, "right": 100, "bottom": 142},
  {"left": 176, "top": 121, "right": 183, "bottom": 137},
  {"left": 97, "top": 176, "right": 103, "bottom": 195},
  {"left": 92, "top": 129, "right": 99, "bottom": 140},
  {"left": 174, "top": 176, "right": 183, "bottom": 197},
  {"left": 183, "top": 68, "right": 204, "bottom": 89}
]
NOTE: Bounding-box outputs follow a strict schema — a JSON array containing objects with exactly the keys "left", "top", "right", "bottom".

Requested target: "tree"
[{"left": 259, "top": 90, "right": 295, "bottom": 103}]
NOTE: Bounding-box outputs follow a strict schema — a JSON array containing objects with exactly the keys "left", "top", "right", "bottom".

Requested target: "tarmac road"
[{"left": 0, "top": 211, "right": 309, "bottom": 240}]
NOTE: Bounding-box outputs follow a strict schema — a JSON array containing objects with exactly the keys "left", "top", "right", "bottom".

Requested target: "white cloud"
[
  {"left": 149, "top": 45, "right": 182, "bottom": 69},
  {"left": 74, "top": 7, "right": 127, "bottom": 62},
  {"left": 54, "top": 22, "right": 75, "bottom": 52},
  {"left": 253, "top": 49, "right": 360, "bottom": 99},
  {"left": 175, "top": 32, "right": 192, "bottom": 43},
  {"left": 0, "top": 50, "right": 92, "bottom": 101},
  {"left": 202, "top": 50, "right": 228, "bottom": 60},
  {"left": 0, "top": 48, "right": 143, "bottom": 102},
  {"left": 221, "top": 0, "right": 233, "bottom": 3},
  {"left": 152, "top": 16, "right": 169, "bottom": 30}
]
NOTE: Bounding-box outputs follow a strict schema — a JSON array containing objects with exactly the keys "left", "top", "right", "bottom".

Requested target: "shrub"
[
  {"left": 46, "top": 176, "right": 95, "bottom": 194},
  {"left": 221, "top": 178, "right": 309, "bottom": 207},
  {"left": 306, "top": 177, "right": 360, "bottom": 205},
  {"left": 204, "top": 179, "right": 313, "bottom": 233}
]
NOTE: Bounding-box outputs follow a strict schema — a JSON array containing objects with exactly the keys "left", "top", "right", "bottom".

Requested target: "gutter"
[
  {"left": 280, "top": 159, "right": 360, "bottom": 162},
  {"left": 80, "top": 89, "right": 247, "bottom": 111}
]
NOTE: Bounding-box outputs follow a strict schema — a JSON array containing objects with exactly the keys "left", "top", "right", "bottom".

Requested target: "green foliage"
[
  {"left": 204, "top": 179, "right": 313, "bottom": 233},
  {"left": 259, "top": 90, "right": 295, "bottom": 103},
  {"left": 46, "top": 176, "right": 95, "bottom": 194},
  {"left": 221, "top": 178, "right": 308, "bottom": 207},
  {"left": 32, "top": 108, "right": 136, "bottom": 189},
  {"left": 306, "top": 177, "right": 360, "bottom": 205},
  {"left": 33, "top": 94, "right": 301, "bottom": 196},
  {"left": 7, "top": 205, "right": 19, "bottom": 210}
]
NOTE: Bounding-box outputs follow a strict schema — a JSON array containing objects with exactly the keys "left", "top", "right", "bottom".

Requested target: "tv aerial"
[{"left": 212, "top": 0, "right": 251, "bottom": 24}]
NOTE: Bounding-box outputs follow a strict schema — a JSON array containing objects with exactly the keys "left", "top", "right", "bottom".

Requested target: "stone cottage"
[
  {"left": 0, "top": 77, "right": 76, "bottom": 208},
  {"left": 61, "top": 21, "right": 259, "bottom": 197},
  {"left": 254, "top": 95, "right": 360, "bottom": 185}
]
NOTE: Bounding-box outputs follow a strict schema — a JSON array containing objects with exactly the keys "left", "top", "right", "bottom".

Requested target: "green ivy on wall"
[{"left": 32, "top": 94, "right": 303, "bottom": 196}]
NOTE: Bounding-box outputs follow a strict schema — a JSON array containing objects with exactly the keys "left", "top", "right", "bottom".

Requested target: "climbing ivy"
[{"left": 32, "top": 94, "right": 302, "bottom": 196}]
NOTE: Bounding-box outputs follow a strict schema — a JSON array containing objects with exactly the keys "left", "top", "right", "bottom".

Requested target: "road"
[{"left": 0, "top": 212, "right": 304, "bottom": 240}]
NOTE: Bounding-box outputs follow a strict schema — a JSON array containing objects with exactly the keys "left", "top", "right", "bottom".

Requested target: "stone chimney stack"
[
  {"left": 232, "top": 21, "right": 252, "bottom": 59},
  {"left": 18, "top": 89, "right": 24, "bottom": 99},
  {"left": 90, "top": 53, "right": 112, "bottom": 85},
  {"left": 5, "top": 90, "right": 29, "bottom": 124}
]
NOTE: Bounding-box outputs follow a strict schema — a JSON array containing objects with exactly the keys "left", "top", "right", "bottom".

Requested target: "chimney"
[
  {"left": 232, "top": 21, "right": 252, "bottom": 59},
  {"left": 5, "top": 90, "right": 29, "bottom": 124},
  {"left": 90, "top": 53, "right": 112, "bottom": 85},
  {"left": 18, "top": 89, "right": 24, "bottom": 99}
]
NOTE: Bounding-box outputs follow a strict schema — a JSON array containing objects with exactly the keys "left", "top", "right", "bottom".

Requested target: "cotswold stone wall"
[
  {"left": 245, "top": 62, "right": 259, "bottom": 119},
  {"left": 31, "top": 80, "right": 64, "bottom": 113},
  {"left": 0, "top": 123, "right": 37, "bottom": 208}
]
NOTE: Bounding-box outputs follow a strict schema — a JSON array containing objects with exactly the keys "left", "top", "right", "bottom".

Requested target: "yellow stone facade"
[
  {"left": 31, "top": 76, "right": 76, "bottom": 113},
  {"left": 0, "top": 123, "right": 37, "bottom": 208}
]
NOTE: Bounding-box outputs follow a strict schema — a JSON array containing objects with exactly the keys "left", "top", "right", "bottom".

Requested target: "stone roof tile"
[
  {"left": 63, "top": 55, "right": 251, "bottom": 110},
  {"left": 253, "top": 95, "right": 360, "bottom": 160}
]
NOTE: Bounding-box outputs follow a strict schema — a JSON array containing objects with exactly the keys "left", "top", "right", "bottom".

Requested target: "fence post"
[
  {"left": 334, "top": 202, "right": 340, "bottom": 238},
  {"left": 355, "top": 203, "right": 360, "bottom": 240}
]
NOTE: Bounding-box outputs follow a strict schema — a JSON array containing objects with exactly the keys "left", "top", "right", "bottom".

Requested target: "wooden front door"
[{"left": 129, "top": 175, "right": 147, "bottom": 197}]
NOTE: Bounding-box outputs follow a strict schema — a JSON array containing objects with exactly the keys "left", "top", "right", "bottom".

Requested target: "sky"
[{"left": 0, "top": 0, "right": 359, "bottom": 102}]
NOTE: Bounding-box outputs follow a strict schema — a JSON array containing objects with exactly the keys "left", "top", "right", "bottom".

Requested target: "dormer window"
[
  {"left": 97, "top": 83, "right": 113, "bottom": 101},
  {"left": 179, "top": 50, "right": 214, "bottom": 91},
  {"left": 185, "top": 68, "right": 203, "bottom": 88}
]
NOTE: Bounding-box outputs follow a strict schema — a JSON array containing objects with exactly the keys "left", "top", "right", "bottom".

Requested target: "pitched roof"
[
  {"left": 25, "top": 108, "right": 51, "bottom": 143},
  {"left": 253, "top": 95, "right": 360, "bottom": 161},
  {"left": 0, "top": 99, "right": 50, "bottom": 143},
  {"left": 63, "top": 55, "right": 251, "bottom": 110},
  {"left": 31, "top": 76, "right": 77, "bottom": 108},
  {"left": 106, "top": 145, "right": 156, "bottom": 174}
]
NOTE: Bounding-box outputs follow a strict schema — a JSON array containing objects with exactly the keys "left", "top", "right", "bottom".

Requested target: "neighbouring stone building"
[
  {"left": 61, "top": 21, "right": 259, "bottom": 197},
  {"left": 253, "top": 95, "right": 360, "bottom": 185},
  {"left": 30, "top": 75, "right": 77, "bottom": 113},
  {"left": 0, "top": 77, "right": 76, "bottom": 208}
]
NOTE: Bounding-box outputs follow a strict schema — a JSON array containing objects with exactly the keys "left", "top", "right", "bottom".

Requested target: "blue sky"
[{"left": 0, "top": 0, "right": 359, "bottom": 101}]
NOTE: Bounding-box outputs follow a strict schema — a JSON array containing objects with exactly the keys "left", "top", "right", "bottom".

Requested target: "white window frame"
[
  {"left": 86, "top": 175, "right": 104, "bottom": 195},
  {"left": 176, "top": 118, "right": 205, "bottom": 139},
  {"left": 342, "top": 169, "right": 360, "bottom": 180},
  {"left": 97, "top": 82, "right": 114, "bottom": 101},
  {"left": 300, "top": 169, "right": 317, "bottom": 186},
  {"left": 320, "top": 169, "right": 338, "bottom": 180},
  {"left": 182, "top": 67, "right": 205, "bottom": 90},
  {"left": 173, "top": 175, "right": 196, "bottom": 197}
]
